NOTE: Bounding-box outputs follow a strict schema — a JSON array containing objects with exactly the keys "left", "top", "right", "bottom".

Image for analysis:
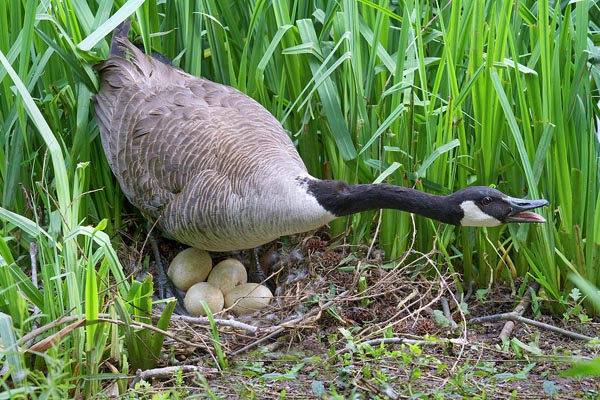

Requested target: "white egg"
[
  {"left": 207, "top": 258, "right": 248, "bottom": 294},
  {"left": 224, "top": 283, "right": 273, "bottom": 315},
  {"left": 167, "top": 248, "right": 213, "bottom": 291},
  {"left": 184, "top": 282, "right": 224, "bottom": 316}
]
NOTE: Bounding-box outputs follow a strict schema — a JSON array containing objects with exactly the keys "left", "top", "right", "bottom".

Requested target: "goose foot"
[
  {"left": 247, "top": 247, "right": 276, "bottom": 292},
  {"left": 148, "top": 226, "right": 188, "bottom": 315}
]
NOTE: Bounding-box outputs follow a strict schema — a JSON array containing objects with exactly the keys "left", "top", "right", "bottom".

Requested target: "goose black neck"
[{"left": 306, "top": 179, "right": 462, "bottom": 225}]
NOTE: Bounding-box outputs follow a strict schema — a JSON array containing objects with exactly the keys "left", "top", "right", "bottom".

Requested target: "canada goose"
[{"left": 93, "top": 22, "right": 548, "bottom": 261}]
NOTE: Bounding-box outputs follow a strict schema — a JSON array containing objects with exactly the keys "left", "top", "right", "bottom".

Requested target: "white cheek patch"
[{"left": 460, "top": 201, "right": 502, "bottom": 227}]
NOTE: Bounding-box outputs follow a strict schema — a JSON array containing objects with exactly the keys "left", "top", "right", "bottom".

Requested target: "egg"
[
  {"left": 207, "top": 258, "right": 247, "bottom": 294},
  {"left": 184, "top": 282, "right": 224, "bottom": 316},
  {"left": 224, "top": 283, "right": 273, "bottom": 315},
  {"left": 167, "top": 248, "right": 212, "bottom": 291}
]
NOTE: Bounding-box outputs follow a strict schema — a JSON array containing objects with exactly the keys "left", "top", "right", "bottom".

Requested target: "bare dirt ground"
[{"left": 120, "top": 225, "right": 600, "bottom": 399}]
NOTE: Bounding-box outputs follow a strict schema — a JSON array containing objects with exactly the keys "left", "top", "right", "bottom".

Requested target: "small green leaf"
[
  {"left": 311, "top": 380, "right": 325, "bottom": 396},
  {"left": 542, "top": 380, "right": 560, "bottom": 396}
]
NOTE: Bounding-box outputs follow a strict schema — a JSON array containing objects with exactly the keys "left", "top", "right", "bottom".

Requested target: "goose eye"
[{"left": 481, "top": 197, "right": 492, "bottom": 206}]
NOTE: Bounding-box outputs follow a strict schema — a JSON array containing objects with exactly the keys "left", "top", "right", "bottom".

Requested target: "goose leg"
[
  {"left": 148, "top": 224, "right": 188, "bottom": 314},
  {"left": 247, "top": 247, "right": 277, "bottom": 292},
  {"left": 247, "top": 247, "right": 268, "bottom": 284}
]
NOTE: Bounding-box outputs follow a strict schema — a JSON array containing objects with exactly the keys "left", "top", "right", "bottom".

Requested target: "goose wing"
[{"left": 93, "top": 40, "right": 309, "bottom": 246}]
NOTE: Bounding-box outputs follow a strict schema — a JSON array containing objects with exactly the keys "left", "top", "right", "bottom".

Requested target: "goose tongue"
[
  {"left": 505, "top": 198, "right": 549, "bottom": 223},
  {"left": 507, "top": 211, "right": 546, "bottom": 223}
]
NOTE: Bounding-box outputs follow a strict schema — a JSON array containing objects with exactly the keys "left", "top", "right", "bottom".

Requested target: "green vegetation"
[
  {"left": 0, "top": 0, "right": 599, "bottom": 397},
  {"left": 120, "top": 331, "right": 598, "bottom": 399}
]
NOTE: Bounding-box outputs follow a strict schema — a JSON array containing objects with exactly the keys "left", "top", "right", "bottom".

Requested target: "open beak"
[{"left": 505, "top": 197, "right": 549, "bottom": 223}]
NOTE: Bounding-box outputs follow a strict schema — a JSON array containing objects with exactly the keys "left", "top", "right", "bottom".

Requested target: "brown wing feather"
[{"left": 93, "top": 39, "right": 309, "bottom": 248}]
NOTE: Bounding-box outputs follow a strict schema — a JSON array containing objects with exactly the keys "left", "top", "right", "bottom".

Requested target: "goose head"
[{"left": 449, "top": 186, "right": 549, "bottom": 227}]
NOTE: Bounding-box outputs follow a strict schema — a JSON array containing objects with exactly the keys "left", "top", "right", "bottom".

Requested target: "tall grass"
[
  {"left": 134, "top": 0, "right": 598, "bottom": 308},
  {"left": 0, "top": 0, "right": 172, "bottom": 396},
  {"left": 0, "top": 0, "right": 598, "bottom": 396}
]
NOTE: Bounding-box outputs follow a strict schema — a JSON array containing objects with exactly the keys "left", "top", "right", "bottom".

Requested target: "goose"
[{"left": 93, "top": 22, "right": 548, "bottom": 278}]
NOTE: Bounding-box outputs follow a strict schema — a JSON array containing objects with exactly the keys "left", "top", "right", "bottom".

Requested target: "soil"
[{"left": 117, "top": 226, "right": 600, "bottom": 399}]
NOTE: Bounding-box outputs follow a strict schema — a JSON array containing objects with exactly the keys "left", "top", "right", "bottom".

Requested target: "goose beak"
[{"left": 505, "top": 197, "right": 549, "bottom": 223}]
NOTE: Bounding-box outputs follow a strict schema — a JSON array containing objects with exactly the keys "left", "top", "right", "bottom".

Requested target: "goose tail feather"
[{"left": 109, "top": 20, "right": 131, "bottom": 58}]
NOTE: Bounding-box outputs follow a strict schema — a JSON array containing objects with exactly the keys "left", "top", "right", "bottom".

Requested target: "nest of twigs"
[{"left": 151, "top": 228, "right": 466, "bottom": 367}]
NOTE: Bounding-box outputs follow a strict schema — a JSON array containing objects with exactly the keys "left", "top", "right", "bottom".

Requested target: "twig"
[
  {"left": 19, "top": 314, "right": 201, "bottom": 349},
  {"left": 230, "top": 293, "right": 346, "bottom": 356},
  {"left": 24, "top": 242, "right": 41, "bottom": 349},
  {"left": 93, "top": 317, "right": 202, "bottom": 348},
  {"left": 18, "top": 315, "right": 80, "bottom": 347},
  {"left": 230, "top": 325, "right": 285, "bottom": 357},
  {"left": 357, "top": 287, "right": 441, "bottom": 343},
  {"left": 470, "top": 313, "right": 594, "bottom": 341},
  {"left": 29, "top": 242, "right": 38, "bottom": 289},
  {"left": 425, "top": 243, "right": 468, "bottom": 370},
  {"left": 361, "top": 337, "right": 468, "bottom": 347},
  {"left": 172, "top": 315, "right": 258, "bottom": 333},
  {"left": 440, "top": 297, "right": 458, "bottom": 329},
  {"left": 499, "top": 282, "right": 540, "bottom": 340},
  {"left": 130, "top": 365, "right": 219, "bottom": 388},
  {"left": 358, "top": 376, "right": 398, "bottom": 400},
  {"left": 461, "top": 281, "right": 475, "bottom": 303},
  {"left": 366, "top": 208, "right": 383, "bottom": 260}
]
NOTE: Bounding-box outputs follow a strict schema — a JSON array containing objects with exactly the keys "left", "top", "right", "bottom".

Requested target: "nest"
[{"left": 155, "top": 232, "right": 463, "bottom": 366}]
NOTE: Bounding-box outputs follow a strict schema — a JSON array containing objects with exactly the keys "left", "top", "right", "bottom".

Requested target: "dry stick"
[
  {"left": 172, "top": 315, "right": 258, "bottom": 333},
  {"left": 29, "top": 242, "right": 38, "bottom": 290},
  {"left": 440, "top": 297, "right": 459, "bottom": 329},
  {"left": 130, "top": 365, "right": 220, "bottom": 387},
  {"left": 362, "top": 337, "right": 468, "bottom": 347},
  {"left": 19, "top": 315, "right": 201, "bottom": 349},
  {"left": 470, "top": 313, "right": 594, "bottom": 341},
  {"left": 366, "top": 210, "right": 382, "bottom": 261},
  {"left": 19, "top": 312, "right": 255, "bottom": 350},
  {"left": 357, "top": 288, "right": 441, "bottom": 343},
  {"left": 464, "top": 281, "right": 475, "bottom": 302},
  {"left": 93, "top": 317, "right": 205, "bottom": 348},
  {"left": 23, "top": 242, "right": 41, "bottom": 349},
  {"left": 230, "top": 292, "right": 347, "bottom": 357},
  {"left": 455, "top": 281, "right": 475, "bottom": 303},
  {"left": 358, "top": 376, "right": 399, "bottom": 400},
  {"left": 18, "top": 315, "right": 79, "bottom": 347},
  {"left": 426, "top": 238, "right": 469, "bottom": 370},
  {"left": 230, "top": 325, "right": 286, "bottom": 357},
  {"left": 499, "top": 281, "right": 540, "bottom": 340},
  {"left": 364, "top": 135, "right": 384, "bottom": 261}
]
